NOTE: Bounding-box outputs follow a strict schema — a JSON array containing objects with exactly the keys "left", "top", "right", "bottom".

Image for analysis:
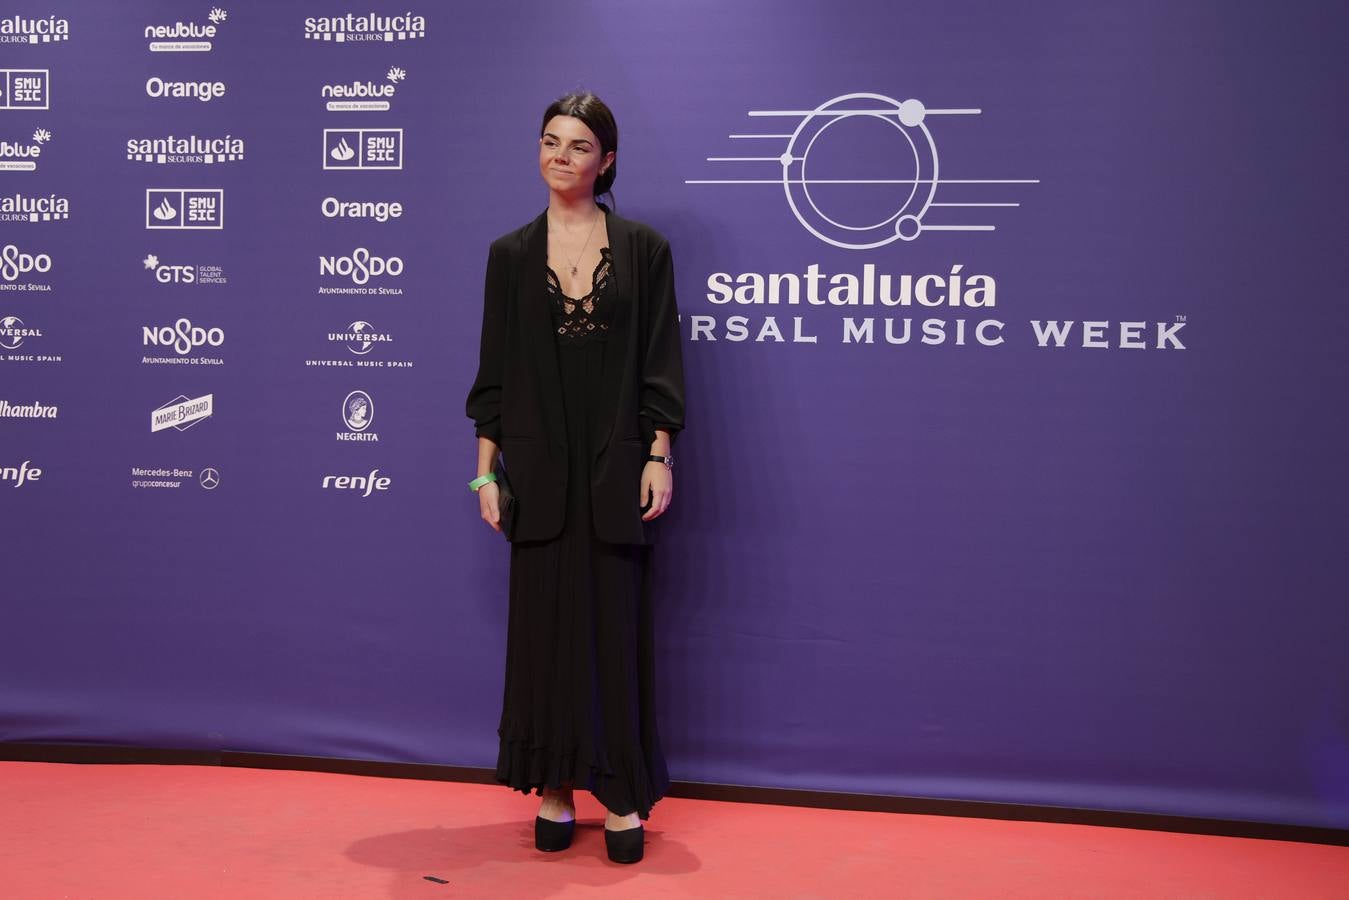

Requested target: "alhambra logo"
[
  {"left": 304, "top": 12, "right": 426, "bottom": 43},
  {"left": 145, "top": 7, "right": 227, "bottom": 52},
  {"left": 687, "top": 92, "right": 1038, "bottom": 250},
  {"left": 0, "top": 128, "right": 51, "bottom": 173}
]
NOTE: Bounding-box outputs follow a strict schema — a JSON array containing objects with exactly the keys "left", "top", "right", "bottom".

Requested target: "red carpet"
[{"left": 1, "top": 761, "right": 1344, "bottom": 898}]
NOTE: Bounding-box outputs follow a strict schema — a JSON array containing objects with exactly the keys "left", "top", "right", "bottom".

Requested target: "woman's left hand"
[{"left": 640, "top": 462, "right": 673, "bottom": 521}]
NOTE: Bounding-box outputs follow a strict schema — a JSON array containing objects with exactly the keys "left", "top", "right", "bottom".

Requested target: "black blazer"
[{"left": 465, "top": 205, "right": 686, "bottom": 545}]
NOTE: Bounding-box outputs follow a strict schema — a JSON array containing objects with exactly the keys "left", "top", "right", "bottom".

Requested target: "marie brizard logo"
[{"left": 687, "top": 92, "right": 1038, "bottom": 250}]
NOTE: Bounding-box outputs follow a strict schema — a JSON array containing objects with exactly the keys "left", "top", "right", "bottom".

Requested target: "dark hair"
[{"left": 541, "top": 91, "right": 618, "bottom": 199}]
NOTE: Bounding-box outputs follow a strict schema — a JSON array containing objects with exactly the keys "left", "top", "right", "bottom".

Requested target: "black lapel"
[
  {"left": 593, "top": 207, "right": 636, "bottom": 456},
  {"left": 520, "top": 209, "right": 566, "bottom": 446}
]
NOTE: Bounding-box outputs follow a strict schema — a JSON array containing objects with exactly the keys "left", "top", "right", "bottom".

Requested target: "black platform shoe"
[
  {"left": 604, "top": 823, "right": 644, "bottom": 864},
  {"left": 534, "top": 815, "right": 575, "bottom": 852}
]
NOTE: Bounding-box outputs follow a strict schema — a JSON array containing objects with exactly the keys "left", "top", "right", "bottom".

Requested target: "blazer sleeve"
[
  {"left": 638, "top": 237, "right": 687, "bottom": 448},
  {"left": 465, "top": 241, "right": 507, "bottom": 444}
]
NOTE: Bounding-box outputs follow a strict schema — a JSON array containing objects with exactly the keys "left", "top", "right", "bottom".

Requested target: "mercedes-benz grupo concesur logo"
[
  {"left": 198, "top": 467, "right": 219, "bottom": 490},
  {"left": 687, "top": 92, "right": 1038, "bottom": 250}
]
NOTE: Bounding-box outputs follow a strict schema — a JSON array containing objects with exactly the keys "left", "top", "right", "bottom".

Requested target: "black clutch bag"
[{"left": 493, "top": 454, "right": 516, "bottom": 541}]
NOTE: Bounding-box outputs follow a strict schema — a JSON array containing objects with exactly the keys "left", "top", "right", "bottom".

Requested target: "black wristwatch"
[{"left": 647, "top": 454, "right": 674, "bottom": 470}]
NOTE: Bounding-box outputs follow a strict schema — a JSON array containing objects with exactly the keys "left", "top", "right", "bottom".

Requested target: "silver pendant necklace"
[{"left": 553, "top": 209, "right": 601, "bottom": 277}]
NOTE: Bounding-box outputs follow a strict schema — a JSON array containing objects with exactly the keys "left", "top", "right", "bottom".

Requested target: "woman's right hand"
[{"left": 478, "top": 481, "right": 501, "bottom": 531}]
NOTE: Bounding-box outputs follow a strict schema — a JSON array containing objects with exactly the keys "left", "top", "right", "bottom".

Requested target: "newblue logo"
[
  {"left": 323, "top": 66, "right": 405, "bottom": 111},
  {"left": 145, "top": 7, "right": 227, "bottom": 52},
  {"left": 0, "top": 126, "right": 51, "bottom": 173}
]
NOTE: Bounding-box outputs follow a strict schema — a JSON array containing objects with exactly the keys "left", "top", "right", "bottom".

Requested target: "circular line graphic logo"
[
  {"left": 198, "top": 467, "right": 220, "bottom": 490},
  {"left": 783, "top": 93, "right": 936, "bottom": 249},
  {"left": 688, "top": 92, "right": 1037, "bottom": 250}
]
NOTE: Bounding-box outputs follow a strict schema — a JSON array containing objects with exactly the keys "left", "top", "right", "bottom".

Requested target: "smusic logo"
[
  {"left": 0, "top": 69, "right": 49, "bottom": 110},
  {"left": 146, "top": 189, "right": 224, "bottom": 229},
  {"left": 324, "top": 128, "right": 402, "bottom": 170}
]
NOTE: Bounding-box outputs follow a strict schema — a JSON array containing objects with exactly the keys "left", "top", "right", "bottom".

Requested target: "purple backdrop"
[{"left": 2, "top": 0, "right": 1346, "bottom": 829}]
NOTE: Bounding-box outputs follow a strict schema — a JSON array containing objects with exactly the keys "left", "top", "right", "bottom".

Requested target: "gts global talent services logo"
[
  {"left": 143, "top": 253, "right": 228, "bottom": 286},
  {"left": 304, "top": 12, "right": 426, "bottom": 43},
  {"left": 145, "top": 6, "right": 227, "bottom": 52},
  {"left": 0, "top": 127, "right": 51, "bottom": 173},
  {"left": 323, "top": 66, "right": 405, "bottom": 112},
  {"left": 0, "top": 15, "right": 69, "bottom": 43}
]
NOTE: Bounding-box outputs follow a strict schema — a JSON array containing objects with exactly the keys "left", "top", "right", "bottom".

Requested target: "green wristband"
[{"left": 468, "top": 472, "right": 497, "bottom": 492}]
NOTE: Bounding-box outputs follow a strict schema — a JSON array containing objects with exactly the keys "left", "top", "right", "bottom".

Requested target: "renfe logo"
[
  {"left": 1, "top": 459, "right": 42, "bottom": 487},
  {"left": 322, "top": 468, "right": 390, "bottom": 497}
]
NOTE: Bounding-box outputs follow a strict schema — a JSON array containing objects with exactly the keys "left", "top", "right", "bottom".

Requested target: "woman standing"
[{"left": 465, "top": 92, "right": 686, "bottom": 865}]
